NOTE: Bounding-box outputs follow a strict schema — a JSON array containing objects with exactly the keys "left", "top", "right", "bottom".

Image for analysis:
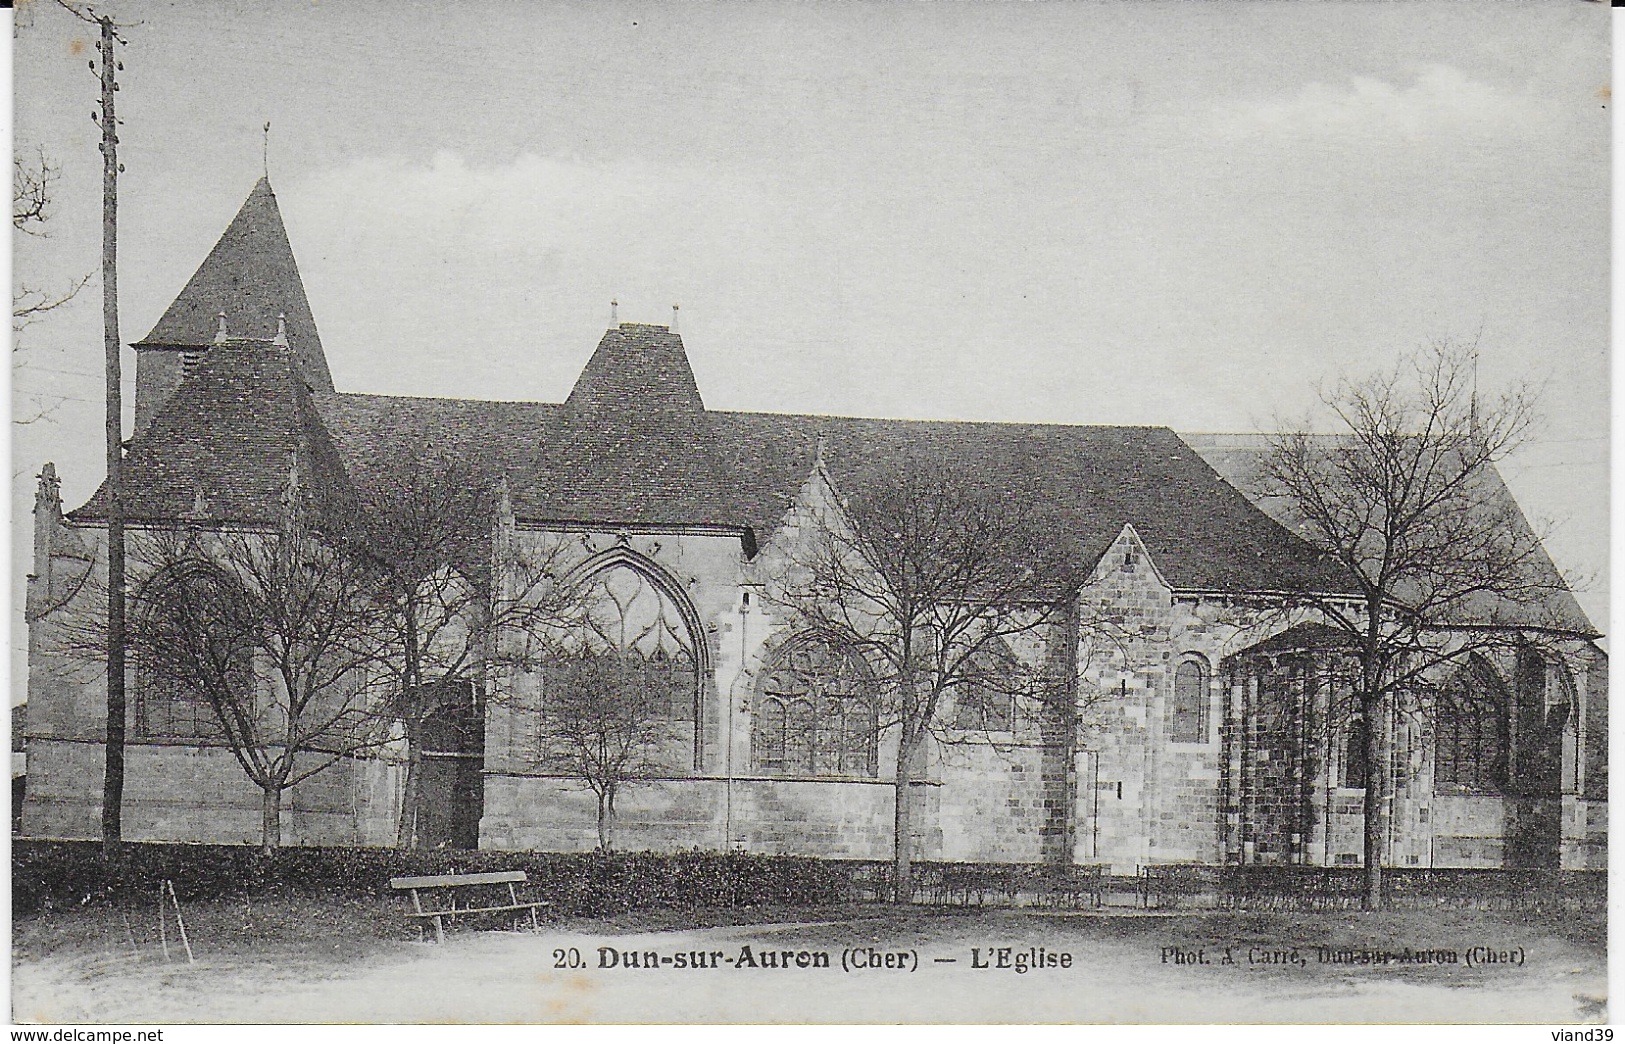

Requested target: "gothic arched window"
[
  {"left": 132, "top": 563, "right": 253, "bottom": 741},
  {"left": 753, "top": 636, "right": 876, "bottom": 776},
  {"left": 1168, "top": 657, "right": 1210, "bottom": 743},
  {"left": 1435, "top": 656, "right": 1508, "bottom": 793},
  {"left": 566, "top": 564, "right": 700, "bottom": 721}
]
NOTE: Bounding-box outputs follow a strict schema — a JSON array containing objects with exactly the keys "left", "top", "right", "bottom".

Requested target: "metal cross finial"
[
  {"left": 671, "top": 303, "right": 679, "bottom": 333},
  {"left": 611, "top": 299, "right": 618, "bottom": 325},
  {"left": 263, "top": 121, "right": 271, "bottom": 179}
]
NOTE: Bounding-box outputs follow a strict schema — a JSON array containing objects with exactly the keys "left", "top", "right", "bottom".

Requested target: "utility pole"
[{"left": 95, "top": 12, "right": 127, "bottom": 857}]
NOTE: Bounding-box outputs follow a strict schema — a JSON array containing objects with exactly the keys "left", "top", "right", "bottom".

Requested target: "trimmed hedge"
[
  {"left": 15, "top": 840, "right": 1605, "bottom": 917},
  {"left": 12, "top": 840, "right": 854, "bottom": 917},
  {"left": 1140, "top": 863, "right": 1607, "bottom": 912}
]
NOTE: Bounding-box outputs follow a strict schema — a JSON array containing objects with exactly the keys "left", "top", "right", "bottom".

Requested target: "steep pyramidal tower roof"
[
  {"left": 137, "top": 178, "right": 334, "bottom": 392},
  {"left": 512, "top": 323, "right": 740, "bottom": 529}
]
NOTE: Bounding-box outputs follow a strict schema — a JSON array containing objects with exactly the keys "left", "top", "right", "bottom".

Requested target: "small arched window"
[
  {"left": 1168, "top": 657, "right": 1209, "bottom": 743},
  {"left": 953, "top": 639, "right": 1021, "bottom": 732},
  {"left": 1342, "top": 716, "right": 1370, "bottom": 789},
  {"left": 753, "top": 635, "right": 876, "bottom": 776}
]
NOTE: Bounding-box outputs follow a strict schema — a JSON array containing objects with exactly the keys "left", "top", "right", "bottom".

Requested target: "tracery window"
[
  {"left": 1434, "top": 656, "right": 1508, "bottom": 793},
  {"left": 554, "top": 564, "right": 700, "bottom": 722},
  {"left": 1167, "top": 657, "right": 1210, "bottom": 743},
  {"left": 753, "top": 636, "right": 876, "bottom": 776},
  {"left": 132, "top": 564, "right": 253, "bottom": 741}
]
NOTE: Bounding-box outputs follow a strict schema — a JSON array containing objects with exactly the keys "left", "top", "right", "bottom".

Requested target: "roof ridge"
[{"left": 709, "top": 408, "right": 1176, "bottom": 433}]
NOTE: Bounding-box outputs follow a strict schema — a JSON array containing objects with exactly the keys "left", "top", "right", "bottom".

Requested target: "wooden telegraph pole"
[{"left": 95, "top": 12, "right": 127, "bottom": 856}]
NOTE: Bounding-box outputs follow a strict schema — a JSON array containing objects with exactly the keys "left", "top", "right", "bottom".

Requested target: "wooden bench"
[{"left": 389, "top": 870, "right": 548, "bottom": 943}]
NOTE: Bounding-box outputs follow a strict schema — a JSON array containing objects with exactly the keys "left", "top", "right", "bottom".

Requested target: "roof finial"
[
  {"left": 273, "top": 312, "right": 288, "bottom": 348},
  {"left": 610, "top": 299, "right": 618, "bottom": 325},
  {"left": 671, "top": 303, "right": 679, "bottom": 333},
  {"left": 1468, "top": 342, "right": 1482, "bottom": 446},
  {"left": 214, "top": 311, "right": 228, "bottom": 343},
  {"left": 263, "top": 120, "right": 271, "bottom": 180}
]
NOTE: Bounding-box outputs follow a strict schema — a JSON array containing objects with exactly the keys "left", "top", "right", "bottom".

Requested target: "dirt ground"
[{"left": 11, "top": 902, "right": 1607, "bottom": 1024}]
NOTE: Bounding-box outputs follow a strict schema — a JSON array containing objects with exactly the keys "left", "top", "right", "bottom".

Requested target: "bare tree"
[
  {"left": 1259, "top": 340, "right": 1566, "bottom": 908},
  {"left": 351, "top": 455, "right": 580, "bottom": 849},
  {"left": 114, "top": 476, "right": 394, "bottom": 856},
  {"left": 771, "top": 458, "right": 1067, "bottom": 902},
  {"left": 533, "top": 649, "right": 678, "bottom": 850},
  {"left": 13, "top": 149, "right": 91, "bottom": 431}
]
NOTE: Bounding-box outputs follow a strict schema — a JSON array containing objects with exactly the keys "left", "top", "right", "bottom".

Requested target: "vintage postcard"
[{"left": 9, "top": 0, "right": 1609, "bottom": 1028}]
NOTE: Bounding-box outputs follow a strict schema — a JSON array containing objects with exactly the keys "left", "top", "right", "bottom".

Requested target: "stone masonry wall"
[
  {"left": 22, "top": 737, "right": 396, "bottom": 846},
  {"left": 480, "top": 773, "right": 904, "bottom": 858}
]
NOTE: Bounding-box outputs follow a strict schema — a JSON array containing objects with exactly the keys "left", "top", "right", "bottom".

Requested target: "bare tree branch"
[
  {"left": 1256, "top": 338, "right": 1575, "bottom": 908},
  {"left": 12, "top": 148, "right": 91, "bottom": 334},
  {"left": 767, "top": 456, "right": 1072, "bottom": 900}
]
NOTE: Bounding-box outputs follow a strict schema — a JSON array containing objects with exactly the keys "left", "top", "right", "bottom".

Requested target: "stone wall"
[
  {"left": 480, "top": 773, "right": 902, "bottom": 858},
  {"left": 935, "top": 742, "right": 1050, "bottom": 863},
  {"left": 21, "top": 737, "right": 397, "bottom": 846},
  {"left": 23, "top": 507, "right": 1607, "bottom": 870}
]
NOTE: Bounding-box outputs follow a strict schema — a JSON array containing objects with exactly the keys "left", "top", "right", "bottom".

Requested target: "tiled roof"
[
  {"left": 81, "top": 179, "right": 1591, "bottom": 616},
  {"left": 709, "top": 412, "right": 1357, "bottom": 596},
  {"left": 1233, "top": 622, "right": 1358, "bottom": 658},
  {"left": 72, "top": 344, "right": 354, "bottom": 526},
  {"left": 313, "top": 391, "right": 559, "bottom": 497},
  {"left": 136, "top": 179, "right": 334, "bottom": 394},
  {"left": 309, "top": 378, "right": 1352, "bottom": 596},
  {"left": 80, "top": 327, "right": 1356, "bottom": 597},
  {"left": 1183, "top": 433, "right": 1596, "bottom": 635},
  {"left": 512, "top": 324, "right": 741, "bottom": 529}
]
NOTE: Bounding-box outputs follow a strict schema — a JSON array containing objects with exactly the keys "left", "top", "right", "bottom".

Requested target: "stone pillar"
[
  {"left": 1041, "top": 605, "right": 1080, "bottom": 864},
  {"left": 27, "top": 463, "right": 62, "bottom": 623},
  {"left": 1241, "top": 669, "right": 1260, "bottom": 864},
  {"left": 1221, "top": 669, "right": 1244, "bottom": 863},
  {"left": 1303, "top": 660, "right": 1331, "bottom": 867}
]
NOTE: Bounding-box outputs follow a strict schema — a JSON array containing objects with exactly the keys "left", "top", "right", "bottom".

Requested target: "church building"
[{"left": 21, "top": 179, "right": 1608, "bottom": 871}]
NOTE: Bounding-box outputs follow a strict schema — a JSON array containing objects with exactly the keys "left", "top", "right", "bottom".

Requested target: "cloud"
[
  {"left": 286, "top": 150, "right": 773, "bottom": 279},
  {"left": 273, "top": 151, "right": 791, "bottom": 397},
  {"left": 1212, "top": 64, "right": 1553, "bottom": 141}
]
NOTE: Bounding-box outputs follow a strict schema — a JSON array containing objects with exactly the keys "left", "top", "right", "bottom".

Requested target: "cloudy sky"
[{"left": 11, "top": 1, "right": 1610, "bottom": 687}]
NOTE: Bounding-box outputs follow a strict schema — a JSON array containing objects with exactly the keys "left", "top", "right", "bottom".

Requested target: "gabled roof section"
[
  {"left": 1232, "top": 621, "right": 1359, "bottom": 659},
  {"left": 708, "top": 412, "right": 1357, "bottom": 597},
  {"left": 136, "top": 178, "right": 334, "bottom": 394},
  {"left": 1183, "top": 433, "right": 1596, "bottom": 636},
  {"left": 314, "top": 391, "right": 559, "bottom": 496},
  {"left": 72, "top": 344, "right": 354, "bottom": 526},
  {"left": 513, "top": 324, "right": 741, "bottom": 529}
]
